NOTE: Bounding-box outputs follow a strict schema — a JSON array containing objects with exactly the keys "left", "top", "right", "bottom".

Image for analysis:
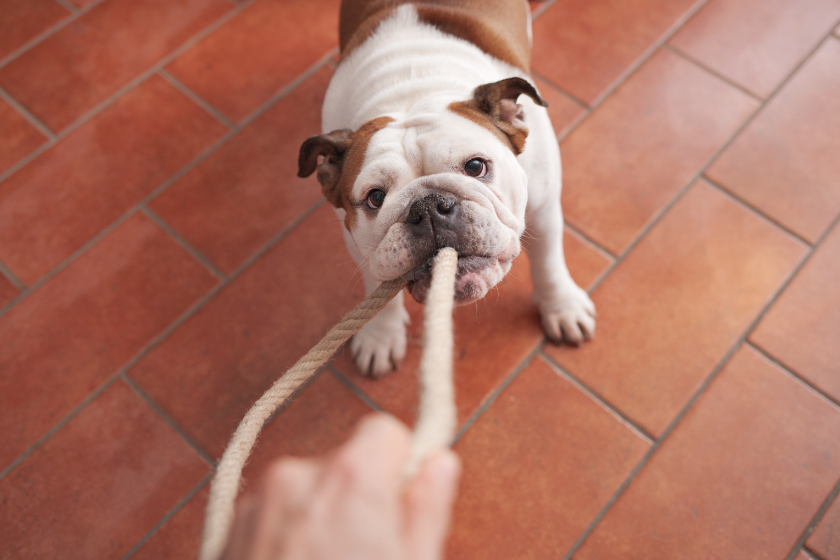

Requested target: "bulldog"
[{"left": 298, "top": 0, "right": 596, "bottom": 377}]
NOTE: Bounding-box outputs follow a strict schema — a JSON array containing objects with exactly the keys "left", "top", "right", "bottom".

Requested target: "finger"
[
  {"left": 405, "top": 450, "right": 461, "bottom": 560},
  {"left": 327, "top": 414, "right": 412, "bottom": 496},
  {"left": 248, "top": 458, "right": 323, "bottom": 560},
  {"left": 264, "top": 457, "right": 323, "bottom": 514}
]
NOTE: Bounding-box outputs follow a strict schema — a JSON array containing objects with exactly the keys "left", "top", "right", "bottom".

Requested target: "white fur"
[{"left": 325, "top": 5, "right": 595, "bottom": 376}]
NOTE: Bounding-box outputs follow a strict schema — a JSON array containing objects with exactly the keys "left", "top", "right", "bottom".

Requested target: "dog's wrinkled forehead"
[
  {"left": 297, "top": 77, "right": 547, "bottom": 231},
  {"left": 351, "top": 110, "right": 508, "bottom": 198}
]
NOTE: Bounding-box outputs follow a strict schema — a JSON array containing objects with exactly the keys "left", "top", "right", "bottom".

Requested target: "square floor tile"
[
  {"left": 533, "top": 75, "right": 586, "bottom": 139},
  {"left": 447, "top": 356, "right": 650, "bottom": 558},
  {"left": 574, "top": 345, "right": 840, "bottom": 559},
  {"left": 706, "top": 38, "right": 840, "bottom": 243},
  {"left": 669, "top": 0, "right": 840, "bottom": 98},
  {"left": 240, "top": 372, "right": 373, "bottom": 486},
  {"left": 128, "top": 204, "right": 367, "bottom": 459},
  {"left": 149, "top": 67, "right": 331, "bottom": 274},
  {"left": 0, "top": 0, "right": 69, "bottom": 61},
  {"left": 560, "top": 48, "right": 757, "bottom": 255},
  {"left": 750, "top": 221, "right": 840, "bottom": 403},
  {"left": 532, "top": 0, "right": 701, "bottom": 104},
  {"left": 166, "top": 0, "right": 340, "bottom": 122},
  {"left": 0, "top": 213, "right": 218, "bottom": 471},
  {"left": 808, "top": 492, "right": 840, "bottom": 560},
  {"left": 545, "top": 181, "right": 807, "bottom": 437},
  {"left": 0, "top": 75, "right": 227, "bottom": 286},
  {"left": 132, "top": 487, "right": 208, "bottom": 560},
  {"left": 0, "top": 97, "right": 47, "bottom": 175},
  {"left": 0, "top": 379, "right": 209, "bottom": 560},
  {"left": 0, "top": 0, "right": 232, "bottom": 132}
]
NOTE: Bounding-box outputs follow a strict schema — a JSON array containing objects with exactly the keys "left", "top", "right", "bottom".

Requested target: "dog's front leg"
[
  {"left": 340, "top": 225, "right": 410, "bottom": 377},
  {"left": 524, "top": 198, "right": 596, "bottom": 346}
]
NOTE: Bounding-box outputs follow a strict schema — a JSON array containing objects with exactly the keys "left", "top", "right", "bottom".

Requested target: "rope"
[
  {"left": 404, "top": 248, "right": 458, "bottom": 477},
  {"left": 200, "top": 248, "right": 459, "bottom": 560}
]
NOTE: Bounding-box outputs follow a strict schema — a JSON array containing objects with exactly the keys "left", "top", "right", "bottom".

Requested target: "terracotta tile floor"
[{"left": 1, "top": 1, "right": 839, "bottom": 558}]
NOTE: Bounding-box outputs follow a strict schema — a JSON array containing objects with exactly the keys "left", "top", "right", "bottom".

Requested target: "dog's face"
[{"left": 298, "top": 78, "right": 546, "bottom": 305}]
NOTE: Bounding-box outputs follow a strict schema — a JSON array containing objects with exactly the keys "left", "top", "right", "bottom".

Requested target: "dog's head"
[{"left": 298, "top": 77, "right": 546, "bottom": 305}]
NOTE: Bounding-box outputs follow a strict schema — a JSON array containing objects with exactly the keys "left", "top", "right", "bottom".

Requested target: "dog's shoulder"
[{"left": 339, "top": 0, "right": 531, "bottom": 71}]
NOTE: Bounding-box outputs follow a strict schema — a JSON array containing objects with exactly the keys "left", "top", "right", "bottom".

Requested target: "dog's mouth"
[{"left": 403, "top": 252, "right": 505, "bottom": 305}]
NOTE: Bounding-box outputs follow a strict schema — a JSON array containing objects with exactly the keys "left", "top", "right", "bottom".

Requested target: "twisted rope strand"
[
  {"left": 200, "top": 278, "right": 405, "bottom": 560},
  {"left": 405, "top": 248, "right": 458, "bottom": 478}
]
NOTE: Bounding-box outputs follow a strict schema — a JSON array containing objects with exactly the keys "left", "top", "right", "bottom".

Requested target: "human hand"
[{"left": 220, "top": 413, "right": 461, "bottom": 560}]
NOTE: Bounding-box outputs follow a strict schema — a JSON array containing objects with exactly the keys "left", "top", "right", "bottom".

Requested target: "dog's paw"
[
  {"left": 349, "top": 305, "right": 409, "bottom": 378},
  {"left": 537, "top": 282, "right": 596, "bottom": 346}
]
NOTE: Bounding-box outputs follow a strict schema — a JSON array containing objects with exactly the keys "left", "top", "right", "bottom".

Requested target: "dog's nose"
[{"left": 406, "top": 193, "right": 458, "bottom": 229}]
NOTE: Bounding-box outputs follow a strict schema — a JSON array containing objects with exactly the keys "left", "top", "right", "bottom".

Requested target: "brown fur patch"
[
  {"left": 449, "top": 98, "right": 519, "bottom": 152},
  {"left": 339, "top": 0, "right": 531, "bottom": 72},
  {"left": 449, "top": 77, "right": 547, "bottom": 155},
  {"left": 336, "top": 116, "right": 395, "bottom": 231}
]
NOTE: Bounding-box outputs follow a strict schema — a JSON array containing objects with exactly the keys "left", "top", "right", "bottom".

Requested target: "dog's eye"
[
  {"left": 464, "top": 158, "right": 487, "bottom": 178},
  {"left": 366, "top": 189, "right": 386, "bottom": 209}
]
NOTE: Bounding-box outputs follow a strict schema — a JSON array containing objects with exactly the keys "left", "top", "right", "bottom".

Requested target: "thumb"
[{"left": 404, "top": 450, "right": 461, "bottom": 560}]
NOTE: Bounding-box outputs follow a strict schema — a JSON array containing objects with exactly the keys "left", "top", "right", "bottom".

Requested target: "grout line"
[
  {"left": 531, "top": 69, "right": 590, "bottom": 109},
  {"left": 746, "top": 342, "right": 840, "bottom": 411},
  {"left": 0, "top": 0, "right": 110, "bottom": 69},
  {"left": 703, "top": 176, "right": 815, "bottom": 247},
  {"left": 0, "top": 276, "right": 230, "bottom": 482},
  {"left": 801, "top": 548, "right": 820, "bottom": 560},
  {"left": 0, "top": 138, "right": 56, "bottom": 184},
  {"left": 122, "top": 373, "right": 216, "bottom": 466},
  {"left": 0, "top": 195, "right": 328, "bottom": 476},
  {"left": 0, "top": 206, "right": 138, "bottom": 319},
  {"left": 785, "top": 476, "right": 840, "bottom": 560},
  {"left": 53, "top": 0, "right": 81, "bottom": 14},
  {"left": 563, "top": 221, "right": 618, "bottom": 262},
  {"left": 0, "top": 102, "right": 316, "bottom": 321},
  {"left": 664, "top": 44, "right": 763, "bottom": 101},
  {"left": 452, "top": 344, "right": 543, "bottom": 444},
  {"left": 560, "top": 197, "right": 834, "bottom": 559},
  {"left": 581, "top": 28, "right": 838, "bottom": 297},
  {"left": 157, "top": 69, "right": 237, "bottom": 130},
  {"left": 227, "top": 199, "right": 325, "bottom": 278},
  {"left": 141, "top": 207, "right": 228, "bottom": 281},
  {"left": 236, "top": 47, "right": 339, "bottom": 129},
  {"left": 0, "top": 86, "right": 57, "bottom": 139},
  {"left": 0, "top": 3, "right": 243, "bottom": 187},
  {"left": 530, "top": 0, "right": 560, "bottom": 20},
  {"left": 586, "top": 0, "right": 713, "bottom": 110},
  {"left": 555, "top": 107, "right": 591, "bottom": 143},
  {"left": 0, "top": 40, "right": 335, "bottom": 319},
  {"left": 532, "top": 0, "right": 713, "bottom": 148},
  {"left": 539, "top": 351, "right": 655, "bottom": 443},
  {"left": 44, "top": 6, "right": 243, "bottom": 140},
  {"left": 329, "top": 365, "right": 386, "bottom": 413},
  {"left": 0, "top": 258, "right": 25, "bottom": 291},
  {"left": 263, "top": 369, "right": 330, "bottom": 427},
  {"left": 0, "top": 375, "right": 122, "bottom": 481},
  {"left": 121, "top": 474, "right": 212, "bottom": 560}
]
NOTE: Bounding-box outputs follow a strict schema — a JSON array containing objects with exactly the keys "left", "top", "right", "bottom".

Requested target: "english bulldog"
[{"left": 298, "top": 0, "right": 596, "bottom": 377}]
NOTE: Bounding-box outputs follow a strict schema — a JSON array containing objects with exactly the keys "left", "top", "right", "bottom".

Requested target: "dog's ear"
[
  {"left": 298, "top": 129, "right": 355, "bottom": 208},
  {"left": 451, "top": 77, "right": 548, "bottom": 155}
]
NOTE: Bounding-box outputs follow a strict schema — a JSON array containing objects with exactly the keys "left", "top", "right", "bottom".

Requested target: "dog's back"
[{"left": 339, "top": 0, "right": 532, "bottom": 71}]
